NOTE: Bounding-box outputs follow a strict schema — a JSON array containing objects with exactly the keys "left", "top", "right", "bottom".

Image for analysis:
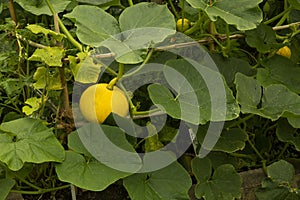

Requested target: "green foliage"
[
  {"left": 0, "top": 0, "right": 300, "bottom": 199},
  {"left": 192, "top": 157, "right": 242, "bottom": 200},
  {"left": 256, "top": 160, "right": 300, "bottom": 199},
  {"left": 0, "top": 118, "right": 65, "bottom": 171},
  {"left": 123, "top": 160, "right": 192, "bottom": 200}
]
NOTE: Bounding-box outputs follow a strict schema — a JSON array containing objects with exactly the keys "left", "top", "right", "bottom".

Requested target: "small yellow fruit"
[
  {"left": 79, "top": 83, "right": 129, "bottom": 123},
  {"left": 276, "top": 46, "right": 291, "bottom": 58},
  {"left": 176, "top": 18, "right": 190, "bottom": 32}
]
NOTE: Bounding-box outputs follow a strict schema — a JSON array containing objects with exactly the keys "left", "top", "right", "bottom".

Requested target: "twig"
[{"left": 272, "top": 21, "right": 300, "bottom": 31}]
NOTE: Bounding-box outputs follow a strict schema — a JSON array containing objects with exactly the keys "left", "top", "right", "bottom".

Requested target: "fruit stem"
[
  {"left": 107, "top": 77, "right": 118, "bottom": 90},
  {"left": 117, "top": 63, "right": 124, "bottom": 80}
]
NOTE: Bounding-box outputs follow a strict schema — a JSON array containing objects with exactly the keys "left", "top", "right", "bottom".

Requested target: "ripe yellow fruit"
[
  {"left": 79, "top": 83, "right": 129, "bottom": 124},
  {"left": 276, "top": 46, "right": 291, "bottom": 58},
  {"left": 176, "top": 18, "right": 190, "bottom": 32}
]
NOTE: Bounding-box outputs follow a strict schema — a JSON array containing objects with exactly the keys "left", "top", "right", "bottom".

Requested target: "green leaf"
[
  {"left": 191, "top": 157, "right": 212, "bottom": 183},
  {"left": 33, "top": 67, "right": 63, "bottom": 90},
  {"left": 0, "top": 118, "right": 65, "bottom": 171},
  {"left": 123, "top": 160, "right": 192, "bottom": 200},
  {"left": 64, "top": 5, "right": 120, "bottom": 46},
  {"left": 119, "top": 3, "right": 175, "bottom": 31},
  {"left": 148, "top": 59, "right": 240, "bottom": 125},
  {"left": 102, "top": 2, "right": 176, "bottom": 64},
  {"left": 22, "top": 97, "right": 42, "bottom": 115},
  {"left": 68, "top": 130, "right": 92, "bottom": 156},
  {"left": 74, "top": 123, "right": 142, "bottom": 172},
  {"left": 288, "top": 0, "right": 300, "bottom": 9},
  {"left": 261, "top": 55, "right": 300, "bottom": 93},
  {"left": 28, "top": 47, "right": 65, "bottom": 67},
  {"left": 255, "top": 176, "right": 300, "bottom": 200},
  {"left": 235, "top": 73, "right": 300, "bottom": 120},
  {"left": 255, "top": 179, "right": 293, "bottom": 200},
  {"left": 245, "top": 24, "right": 280, "bottom": 53},
  {"left": 235, "top": 73, "right": 262, "bottom": 114},
  {"left": 267, "top": 160, "right": 294, "bottom": 183},
  {"left": 0, "top": 178, "right": 15, "bottom": 200},
  {"left": 14, "top": 0, "right": 71, "bottom": 16},
  {"left": 55, "top": 151, "right": 131, "bottom": 191},
  {"left": 195, "top": 164, "right": 242, "bottom": 200},
  {"left": 0, "top": 78, "right": 22, "bottom": 97},
  {"left": 211, "top": 54, "right": 256, "bottom": 87},
  {"left": 276, "top": 119, "right": 300, "bottom": 151},
  {"left": 186, "top": 0, "right": 263, "bottom": 30},
  {"left": 197, "top": 127, "right": 248, "bottom": 153},
  {"left": 72, "top": 54, "right": 103, "bottom": 83},
  {"left": 287, "top": 116, "right": 300, "bottom": 128},
  {"left": 26, "top": 24, "right": 66, "bottom": 42}
]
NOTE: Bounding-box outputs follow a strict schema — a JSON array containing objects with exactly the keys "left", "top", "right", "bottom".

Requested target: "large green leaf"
[
  {"left": 0, "top": 118, "right": 65, "bottom": 171},
  {"left": 211, "top": 54, "right": 256, "bottom": 87},
  {"left": 74, "top": 123, "right": 142, "bottom": 173},
  {"left": 191, "top": 157, "right": 212, "bottom": 183},
  {"left": 64, "top": 5, "right": 120, "bottom": 46},
  {"left": 195, "top": 164, "right": 242, "bottom": 200},
  {"left": 235, "top": 73, "right": 300, "bottom": 120},
  {"left": 245, "top": 24, "right": 280, "bottom": 53},
  {"left": 197, "top": 127, "right": 248, "bottom": 153},
  {"left": 287, "top": 116, "right": 300, "bottom": 128},
  {"left": 276, "top": 119, "right": 300, "bottom": 151},
  {"left": 256, "top": 160, "right": 299, "bottom": 200},
  {"left": 186, "top": 0, "right": 263, "bottom": 30},
  {"left": 267, "top": 160, "right": 294, "bottom": 183},
  {"left": 55, "top": 151, "right": 131, "bottom": 191},
  {"left": 123, "top": 160, "right": 192, "bottom": 200},
  {"left": 235, "top": 73, "right": 262, "bottom": 114},
  {"left": 260, "top": 55, "right": 300, "bottom": 93},
  {"left": 119, "top": 2, "right": 175, "bottom": 31},
  {"left": 103, "top": 2, "right": 175, "bottom": 64},
  {"left": 0, "top": 178, "right": 15, "bottom": 200},
  {"left": 14, "top": 0, "right": 71, "bottom": 16},
  {"left": 148, "top": 59, "right": 240, "bottom": 125}
]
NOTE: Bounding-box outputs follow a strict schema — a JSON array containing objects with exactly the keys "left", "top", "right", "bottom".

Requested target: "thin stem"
[
  {"left": 264, "top": 6, "right": 292, "bottom": 25},
  {"left": 198, "top": 34, "right": 224, "bottom": 49},
  {"left": 0, "top": 103, "right": 21, "bottom": 113},
  {"left": 127, "top": 0, "right": 133, "bottom": 6},
  {"left": 168, "top": 0, "right": 179, "bottom": 19},
  {"left": 278, "top": 143, "right": 289, "bottom": 159},
  {"left": 10, "top": 184, "right": 71, "bottom": 195},
  {"left": 44, "top": 0, "right": 83, "bottom": 51},
  {"left": 118, "top": 83, "right": 135, "bottom": 111},
  {"left": 123, "top": 48, "right": 154, "bottom": 78},
  {"left": 226, "top": 114, "right": 254, "bottom": 130},
  {"left": 117, "top": 63, "right": 124, "bottom": 80},
  {"left": 230, "top": 153, "right": 256, "bottom": 160},
  {"left": 132, "top": 108, "right": 161, "bottom": 116},
  {"left": 247, "top": 138, "right": 265, "bottom": 161},
  {"left": 184, "top": 18, "right": 201, "bottom": 35}
]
